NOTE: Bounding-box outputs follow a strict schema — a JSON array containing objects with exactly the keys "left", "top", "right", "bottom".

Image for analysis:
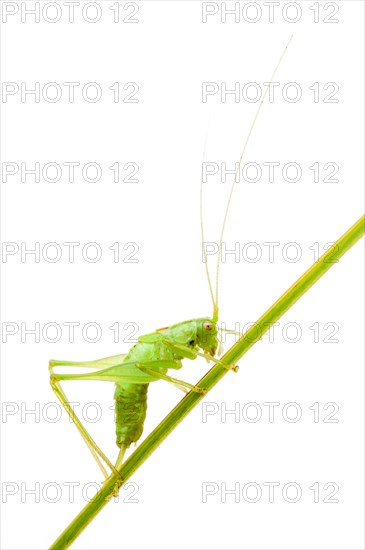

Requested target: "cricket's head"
[
  {"left": 195, "top": 317, "right": 219, "bottom": 357},
  {"left": 158, "top": 317, "right": 219, "bottom": 358}
]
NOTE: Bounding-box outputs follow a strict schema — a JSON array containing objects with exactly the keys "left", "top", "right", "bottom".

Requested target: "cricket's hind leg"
[
  {"left": 115, "top": 445, "right": 127, "bottom": 470},
  {"left": 49, "top": 360, "right": 123, "bottom": 491}
]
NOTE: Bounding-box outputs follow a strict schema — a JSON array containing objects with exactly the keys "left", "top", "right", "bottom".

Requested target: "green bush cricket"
[{"left": 48, "top": 37, "right": 292, "bottom": 485}]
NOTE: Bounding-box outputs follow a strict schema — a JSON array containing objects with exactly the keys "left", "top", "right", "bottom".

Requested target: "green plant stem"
[{"left": 50, "top": 214, "right": 364, "bottom": 550}]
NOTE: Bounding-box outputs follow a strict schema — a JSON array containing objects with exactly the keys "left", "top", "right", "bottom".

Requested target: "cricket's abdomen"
[
  {"left": 113, "top": 338, "right": 177, "bottom": 449},
  {"left": 114, "top": 382, "right": 148, "bottom": 448}
]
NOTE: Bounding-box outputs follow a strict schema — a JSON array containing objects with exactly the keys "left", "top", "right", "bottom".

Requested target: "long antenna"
[
  {"left": 214, "top": 35, "right": 293, "bottom": 313},
  {"left": 200, "top": 121, "right": 217, "bottom": 319}
]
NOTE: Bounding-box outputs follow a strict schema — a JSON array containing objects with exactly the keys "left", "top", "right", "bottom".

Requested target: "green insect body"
[
  {"left": 114, "top": 318, "right": 218, "bottom": 449},
  {"left": 49, "top": 317, "right": 220, "bottom": 473}
]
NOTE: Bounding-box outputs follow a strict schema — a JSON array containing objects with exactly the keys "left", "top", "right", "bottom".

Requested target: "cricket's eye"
[{"left": 203, "top": 322, "right": 213, "bottom": 331}]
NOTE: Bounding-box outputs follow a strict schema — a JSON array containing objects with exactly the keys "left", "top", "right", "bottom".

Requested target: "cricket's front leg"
[
  {"left": 160, "top": 339, "right": 240, "bottom": 372},
  {"left": 137, "top": 365, "right": 207, "bottom": 395}
]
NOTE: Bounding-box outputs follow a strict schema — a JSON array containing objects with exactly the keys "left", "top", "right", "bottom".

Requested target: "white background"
[{"left": 1, "top": 1, "right": 364, "bottom": 549}]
